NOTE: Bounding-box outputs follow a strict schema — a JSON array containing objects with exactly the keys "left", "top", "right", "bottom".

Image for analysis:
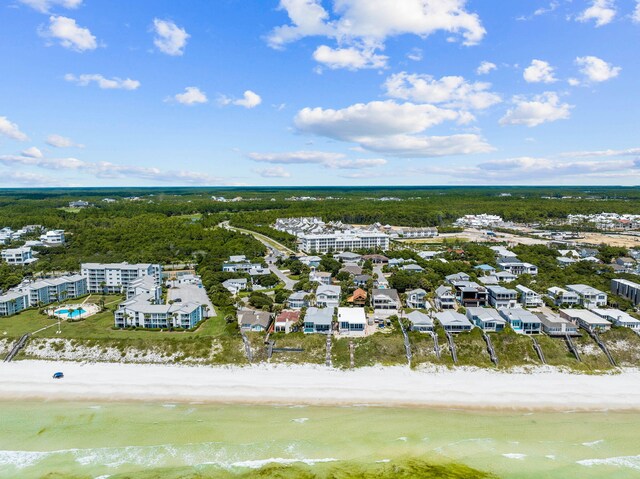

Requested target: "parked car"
[{"left": 52, "top": 372, "right": 64, "bottom": 379}]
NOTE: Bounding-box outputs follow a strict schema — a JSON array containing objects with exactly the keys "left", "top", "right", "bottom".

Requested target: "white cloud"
[
  {"left": 294, "top": 100, "right": 492, "bottom": 157},
  {"left": 169, "top": 87, "right": 208, "bottom": 105},
  {"left": 46, "top": 133, "right": 82, "bottom": 148},
  {"left": 383, "top": 72, "right": 501, "bottom": 110},
  {"left": 0, "top": 153, "right": 229, "bottom": 185},
  {"left": 248, "top": 150, "right": 387, "bottom": 169},
  {"left": 21, "top": 146, "right": 43, "bottom": 158},
  {"left": 255, "top": 166, "right": 291, "bottom": 178},
  {"left": 634, "top": 1, "right": 640, "bottom": 22},
  {"left": 152, "top": 19, "right": 189, "bottom": 56},
  {"left": 41, "top": 15, "right": 97, "bottom": 51},
  {"left": 0, "top": 170, "right": 64, "bottom": 186},
  {"left": 523, "top": 59, "right": 557, "bottom": 83},
  {"left": 575, "top": 55, "right": 621, "bottom": 82},
  {"left": 406, "top": 48, "right": 423, "bottom": 61},
  {"left": 313, "top": 45, "right": 387, "bottom": 70},
  {"left": 577, "top": 0, "right": 616, "bottom": 26},
  {"left": 64, "top": 73, "right": 140, "bottom": 90},
  {"left": 476, "top": 61, "right": 496, "bottom": 75},
  {"left": 499, "top": 92, "right": 572, "bottom": 127},
  {"left": 19, "top": 0, "right": 82, "bottom": 13},
  {"left": 0, "top": 116, "right": 29, "bottom": 141},
  {"left": 219, "top": 90, "right": 262, "bottom": 109},
  {"left": 267, "top": 0, "right": 485, "bottom": 69},
  {"left": 560, "top": 147, "right": 640, "bottom": 158},
  {"left": 517, "top": 1, "right": 560, "bottom": 21}
]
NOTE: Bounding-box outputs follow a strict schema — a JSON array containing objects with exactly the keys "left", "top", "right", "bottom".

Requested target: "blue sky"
[{"left": 0, "top": 0, "right": 639, "bottom": 187}]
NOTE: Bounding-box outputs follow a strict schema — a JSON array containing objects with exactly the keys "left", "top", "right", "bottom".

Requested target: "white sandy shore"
[{"left": 2, "top": 360, "right": 640, "bottom": 411}]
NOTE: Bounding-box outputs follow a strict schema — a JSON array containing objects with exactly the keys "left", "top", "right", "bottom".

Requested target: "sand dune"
[{"left": 2, "top": 361, "right": 640, "bottom": 411}]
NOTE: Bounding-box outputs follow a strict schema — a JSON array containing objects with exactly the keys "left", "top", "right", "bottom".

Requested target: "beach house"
[
  {"left": 406, "top": 310, "right": 434, "bottom": 332},
  {"left": 337, "top": 307, "right": 366, "bottom": 335},
  {"left": 273, "top": 310, "right": 300, "bottom": 333},
  {"left": 499, "top": 308, "right": 542, "bottom": 334},
  {"left": 611, "top": 278, "right": 640, "bottom": 306},
  {"left": 435, "top": 285, "right": 456, "bottom": 310},
  {"left": 347, "top": 288, "right": 367, "bottom": 307},
  {"left": 547, "top": 287, "right": 580, "bottom": 307},
  {"left": 238, "top": 309, "right": 272, "bottom": 332},
  {"left": 487, "top": 286, "right": 518, "bottom": 309},
  {"left": 466, "top": 307, "right": 506, "bottom": 332},
  {"left": 222, "top": 278, "right": 248, "bottom": 294},
  {"left": 451, "top": 281, "right": 488, "bottom": 307},
  {"left": 372, "top": 288, "right": 400, "bottom": 318},
  {"left": 559, "top": 309, "right": 611, "bottom": 332},
  {"left": 534, "top": 309, "right": 579, "bottom": 336},
  {"left": 303, "top": 307, "right": 333, "bottom": 334},
  {"left": 516, "top": 285, "right": 543, "bottom": 308},
  {"left": 405, "top": 288, "right": 427, "bottom": 309},
  {"left": 566, "top": 284, "right": 608, "bottom": 308},
  {"left": 1, "top": 246, "right": 37, "bottom": 265},
  {"left": 591, "top": 308, "right": 640, "bottom": 331},
  {"left": 287, "top": 291, "right": 309, "bottom": 310},
  {"left": 316, "top": 284, "right": 341, "bottom": 309},
  {"left": 434, "top": 310, "right": 473, "bottom": 332}
]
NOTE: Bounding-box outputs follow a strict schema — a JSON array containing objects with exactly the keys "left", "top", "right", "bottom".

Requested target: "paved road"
[{"left": 268, "top": 263, "right": 296, "bottom": 290}]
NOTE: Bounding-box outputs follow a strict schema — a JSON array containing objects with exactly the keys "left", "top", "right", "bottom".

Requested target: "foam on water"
[
  {"left": 292, "top": 417, "right": 309, "bottom": 423},
  {"left": 0, "top": 450, "right": 52, "bottom": 469},
  {"left": 577, "top": 455, "right": 640, "bottom": 471},
  {"left": 581, "top": 439, "right": 604, "bottom": 447},
  {"left": 225, "top": 457, "right": 338, "bottom": 469},
  {"left": 502, "top": 453, "right": 527, "bottom": 460}
]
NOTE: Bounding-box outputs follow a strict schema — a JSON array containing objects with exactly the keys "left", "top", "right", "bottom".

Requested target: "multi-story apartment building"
[
  {"left": 0, "top": 274, "right": 87, "bottom": 316},
  {"left": 81, "top": 262, "right": 162, "bottom": 293},
  {"left": 0, "top": 291, "right": 29, "bottom": 316},
  {"left": 611, "top": 278, "right": 640, "bottom": 306},
  {"left": 39, "top": 229, "right": 65, "bottom": 245},
  {"left": 547, "top": 287, "right": 580, "bottom": 306},
  {"left": 299, "top": 232, "right": 390, "bottom": 253}
]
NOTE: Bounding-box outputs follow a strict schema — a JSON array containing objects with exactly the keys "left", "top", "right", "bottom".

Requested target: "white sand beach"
[{"left": 2, "top": 361, "right": 640, "bottom": 411}]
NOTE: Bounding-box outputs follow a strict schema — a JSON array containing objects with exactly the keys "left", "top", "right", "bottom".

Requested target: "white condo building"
[
  {"left": 1, "top": 246, "right": 37, "bottom": 265},
  {"left": 0, "top": 274, "right": 88, "bottom": 316},
  {"left": 81, "top": 262, "right": 162, "bottom": 293},
  {"left": 299, "top": 232, "right": 390, "bottom": 253}
]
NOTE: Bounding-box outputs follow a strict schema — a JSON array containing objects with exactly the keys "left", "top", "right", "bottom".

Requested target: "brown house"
[{"left": 347, "top": 288, "right": 368, "bottom": 307}]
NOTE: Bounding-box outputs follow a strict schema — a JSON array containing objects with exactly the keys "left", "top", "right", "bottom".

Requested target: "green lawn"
[
  {"left": 331, "top": 337, "right": 352, "bottom": 369},
  {"left": 574, "top": 333, "right": 615, "bottom": 371},
  {"left": 269, "top": 332, "right": 327, "bottom": 364},
  {"left": 408, "top": 330, "right": 453, "bottom": 367},
  {"left": 452, "top": 328, "right": 493, "bottom": 367},
  {"left": 536, "top": 335, "right": 584, "bottom": 370},
  {"left": 352, "top": 329, "right": 408, "bottom": 367}
]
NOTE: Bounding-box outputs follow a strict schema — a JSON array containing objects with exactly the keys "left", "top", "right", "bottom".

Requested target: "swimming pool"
[{"left": 54, "top": 308, "right": 86, "bottom": 318}]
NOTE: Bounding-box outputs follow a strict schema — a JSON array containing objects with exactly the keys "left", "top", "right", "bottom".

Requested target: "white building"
[
  {"left": 611, "top": 278, "right": 640, "bottom": 306},
  {"left": 1, "top": 246, "right": 37, "bottom": 265},
  {"left": 591, "top": 308, "right": 640, "bottom": 331},
  {"left": 0, "top": 274, "right": 88, "bottom": 316},
  {"left": 81, "top": 262, "right": 162, "bottom": 293},
  {"left": 337, "top": 307, "right": 366, "bottom": 335},
  {"left": 316, "top": 284, "right": 341, "bottom": 309},
  {"left": 566, "top": 284, "right": 608, "bottom": 308},
  {"left": 299, "top": 231, "right": 390, "bottom": 253},
  {"left": 547, "top": 287, "right": 580, "bottom": 306},
  {"left": 516, "top": 285, "right": 544, "bottom": 308},
  {"left": 40, "top": 229, "right": 65, "bottom": 245},
  {"left": 487, "top": 285, "right": 518, "bottom": 309},
  {"left": 559, "top": 309, "right": 611, "bottom": 332}
]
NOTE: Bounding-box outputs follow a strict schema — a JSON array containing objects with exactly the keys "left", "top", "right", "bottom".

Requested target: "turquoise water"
[
  {"left": 55, "top": 308, "right": 86, "bottom": 318},
  {"left": 0, "top": 402, "right": 639, "bottom": 478}
]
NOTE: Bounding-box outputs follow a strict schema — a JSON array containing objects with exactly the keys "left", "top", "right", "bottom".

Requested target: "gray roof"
[
  {"left": 372, "top": 288, "right": 400, "bottom": 301},
  {"left": 316, "top": 284, "right": 340, "bottom": 295},
  {"left": 406, "top": 310, "right": 433, "bottom": 327},
  {"left": 305, "top": 307, "right": 333, "bottom": 325}
]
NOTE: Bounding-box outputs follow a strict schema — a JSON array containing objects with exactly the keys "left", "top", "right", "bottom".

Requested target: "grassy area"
[
  {"left": 451, "top": 328, "right": 493, "bottom": 367},
  {"left": 600, "top": 327, "right": 640, "bottom": 367},
  {"left": 536, "top": 335, "right": 582, "bottom": 370},
  {"left": 269, "top": 332, "right": 327, "bottom": 364},
  {"left": 331, "top": 337, "right": 352, "bottom": 368},
  {"left": 490, "top": 329, "right": 542, "bottom": 369},
  {"left": 57, "top": 207, "right": 82, "bottom": 213},
  {"left": 408, "top": 330, "right": 453, "bottom": 367},
  {"left": 574, "top": 333, "right": 615, "bottom": 371},
  {"left": 353, "top": 329, "right": 407, "bottom": 367}
]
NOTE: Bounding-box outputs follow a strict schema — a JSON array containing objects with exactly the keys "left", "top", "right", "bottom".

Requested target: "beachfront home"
[
  {"left": 39, "top": 229, "right": 65, "bottom": 245},
  {"left": 337, "top": 307, "right": 366, "bottom": 335},
  {"left": 273, "top": 310, "right": 300, "bottom": 333},
  {"left": 1, "top": 246, "right": 37, "bottom": 265},
  {"left": 452, "top": 281, "right": 488, "bottom": 308},
  {"left": 402, "top": 264, "right": 424, "bottom": 273},
  {"left": 557, "top": 257, "right": 577, "bottom": 267},
  {"left": 347, "top": 288, "right": 367, "bottom": 307},
  {"left": 353, "top": 274, "right": 371, "bottom": 288},
  {"left": 487, "top": 286, "right": 518, "bottom": 309},
  {"left": 547, "top": 287, "right": 580, "bottom": 307},
  {"left": 445, "top": 272, "right": 470, "bottom": 284},
  {"left": 340, "top": 264, "right": 363, "bottom": 276},
  {"left": 81, "top": 262, "right": 162, "bottom": 293},
  {"left": 406, "top": 310, "right": 434, "bottom": 332},
  {"left": 495, "top": 271, "right": 518, "bottom": 282},
  {"left": 611, "top": 278, "right": 640, "bottom": 306},
  {"left": 237, "top": 309, "right": 271, "bottom": 332},
  {"left": 591, "top": 308, "right": 640, "bottom": 331},
  {"left": 490, "top": 246, "right": 517, "bottom": 258},
  {"left": 372, "top": 288, "right": 400, "bottom": 318},
  {"left": 222, "top": 260, "right": 262, "bottom": 273},
  {"left": 222, "top": 278, "right": 248, "bottom": 294},
  {"left": 335, "top": 252, "right": 362, "bottom": 264},
  {"left": 534, "top": 309, "right": 579, "bottom": 336},
  {"left": 316, "top": 284, "right": 341, "bottom": 309},
  {"left": 475, "top": 264, "right": 496, "bottom": 276},
  {"left": 435, "top": 285, "right": 456, "bottom": 310},
  {"left": 559, "top": 309, "right": 611, "bottom": 332},
  {"left": 362, "top": 254, "right": 389, "bottom": 265},
  {"left": 406, "top": 289, "right": 427, "bottom": 309},
  {"left": 303, "top": 307, "right": 333, "bottom": 334},
  {"left": 115, "top": 298, "right": 205, "bottom": 329},
  {"left": 516, "top": 285, "right": 543, "bottom": 308},
  {"left": 499, "top": 308, "right": 542, "bottom": 334},
  {"left": 374, "top": 276, "right": 389, "bottom": 289},
  {"left": 566, "top": 284, "right": 608, "bottom": 308},
  {"left": 287, "top": 291, "right": 309, "bottom": 310},
  {"left": 298, "top": 255, "right": 321, "bottom": 267},
  {"left": 466, "top": 307, "right": 506, "bottom": 332},
  {"left": 434, "top": 311, "right": 473, "bottom": 332}
]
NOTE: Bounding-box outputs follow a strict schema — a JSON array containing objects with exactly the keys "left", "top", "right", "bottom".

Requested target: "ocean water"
[{"left": 0, "top": 401, "right": 639, "bottom": 478}]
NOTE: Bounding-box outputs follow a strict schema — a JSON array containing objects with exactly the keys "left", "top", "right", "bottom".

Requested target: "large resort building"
[
  {"left": 0, "top": 274, "right": 88, "bottom": 316},
  {"left": 299, "top": 231, "right": 390, "bottom": 254},
  {"left": 81, "top": 262, "right": 162, "bottom": 293}
]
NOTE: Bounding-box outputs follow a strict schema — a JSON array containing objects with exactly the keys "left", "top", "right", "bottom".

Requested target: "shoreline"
[{"left": 2, "top": 360, "right": 640, "bottom": 412}]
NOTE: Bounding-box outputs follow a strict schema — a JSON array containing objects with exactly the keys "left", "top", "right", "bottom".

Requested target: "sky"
[{"left": 0, "top": 0, "right": 639, "bottom": 187}]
